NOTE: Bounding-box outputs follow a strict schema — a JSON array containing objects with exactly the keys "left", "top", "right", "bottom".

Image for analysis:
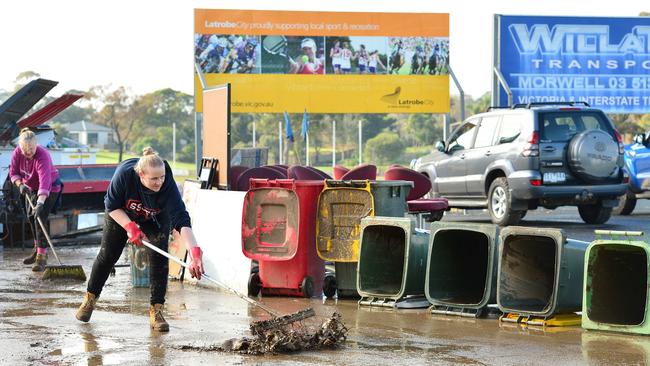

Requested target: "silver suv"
[{"left": 412, "top": 102, "right": 627, "bottom": 226}]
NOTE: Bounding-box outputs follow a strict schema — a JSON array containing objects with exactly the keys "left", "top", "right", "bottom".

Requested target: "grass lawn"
[{"left": 96, "top": 151, "right": 196, "bottom": 171}]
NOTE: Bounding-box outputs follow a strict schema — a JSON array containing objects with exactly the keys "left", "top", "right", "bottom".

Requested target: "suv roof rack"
[{"left": 511, "top": 101, "right": 591, "bottom": 109}]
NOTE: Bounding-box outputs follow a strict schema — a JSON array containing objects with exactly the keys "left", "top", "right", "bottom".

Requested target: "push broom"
[
  {"left": 25, "top": 194, "right": 87, "bottom": 281},
  {"left": 141, "top": 239, "right": 314, "bottom": 331}
]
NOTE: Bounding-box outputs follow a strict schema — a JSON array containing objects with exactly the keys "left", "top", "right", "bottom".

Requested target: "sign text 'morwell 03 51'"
[{"left": 494, "top": 15, "right": 650, "bottom": 113}]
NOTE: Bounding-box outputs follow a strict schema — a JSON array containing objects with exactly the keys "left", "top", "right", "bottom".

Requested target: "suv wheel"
[
  {"left": 613, "top": 189, "right": 636, "bottom": 216},
  {"left": 488, "top": 177, "right": 522, "bottom": 226},
  {"left": 578, "top": 201, "right": 612, "bottom": 224}
]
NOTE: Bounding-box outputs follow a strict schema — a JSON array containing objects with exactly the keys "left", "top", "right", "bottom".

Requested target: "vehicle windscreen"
[{"left": 539, "top": 111, "right": 612, "bottom": 142}]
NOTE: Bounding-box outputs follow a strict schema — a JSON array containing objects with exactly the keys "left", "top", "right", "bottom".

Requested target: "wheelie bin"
[
  {"left": 582, "top": 230, "right": 650, "bottom": 334},
  {"left": 426, "top": 222, "right": 500, "bottom": 317},
  {"left": 497, "top": 226, "right": 588, "bottom": 326},
  {"left": 242, "top": 179, "right": 325, "bottom": 297},
  {"left": 357, "top": 216, "right": 430, "bottom": 308},
  {"left": 316, "top": 179, "right": 412, "bottom": 298}
]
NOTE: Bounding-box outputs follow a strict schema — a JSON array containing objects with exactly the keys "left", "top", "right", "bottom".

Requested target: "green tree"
[
  {"left": 88, "top": 85, "right": 137, "bottom": 162},
  {"left": 364, "top": 131, "right": 405, "bottom": 164}
]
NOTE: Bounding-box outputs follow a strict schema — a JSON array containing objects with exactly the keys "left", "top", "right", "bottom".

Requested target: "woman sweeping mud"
[
  {"left": 76, "top": 147, "right": 204, "bottom": 332},
  {"left": 9, "top": 128, "right": 62, "bottom": 272}
]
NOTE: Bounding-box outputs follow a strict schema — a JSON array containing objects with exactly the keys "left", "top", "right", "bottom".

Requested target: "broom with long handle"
[
  {"left": 141, "top": 239, "right": 314, "bottom": 331},
  {"left": 25, "top": 194, "right": 86, "bottom": 281}
]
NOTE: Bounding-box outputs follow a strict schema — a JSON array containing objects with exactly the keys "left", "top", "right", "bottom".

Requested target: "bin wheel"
[
  {"left": 248, "top": 272, "right": 261, "bottom": 297},
  {"left": 300, "top": 276, "right": 314, "bottom": 298},
  {"left": 323, "top": 275, "right": 337, "bottom": 298}
]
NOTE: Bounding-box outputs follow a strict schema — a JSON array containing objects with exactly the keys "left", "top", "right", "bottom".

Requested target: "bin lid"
[
  {"left": 241, "top": 187, "right": 299, "bottom": 261},
  {"left": 316, "top": 182, "right": 374, "bottom": 262},
  {"left": 369, "top": 180, "right": 414, "bottom": 188}
]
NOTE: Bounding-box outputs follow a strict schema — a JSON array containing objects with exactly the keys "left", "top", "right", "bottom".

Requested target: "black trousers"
[
  {"left": 87, "top": 214, "right": 170, "bottom": 305},
  {"left": 25, "top": 191, "right": 60, "bottom": 249}
]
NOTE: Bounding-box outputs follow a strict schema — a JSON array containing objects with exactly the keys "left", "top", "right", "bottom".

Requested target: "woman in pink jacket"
[{"left": 9, "top": 128, "right": 62, "bottom": 271}]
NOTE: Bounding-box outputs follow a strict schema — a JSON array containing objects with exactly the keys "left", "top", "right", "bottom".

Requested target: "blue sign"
[{"left": 497, "top": 15, "right": 650, "bottom": 113}]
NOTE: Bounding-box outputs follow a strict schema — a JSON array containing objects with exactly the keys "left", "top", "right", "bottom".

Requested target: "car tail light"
[
  {"left": 521, "top": 131, "right": 539, "bottom": 157},
  {"left": 530, "top": 179, "right": 542, "bottom": 186},
  {"left": 614, "top": 130, "right": 624, "bottom": 154}
]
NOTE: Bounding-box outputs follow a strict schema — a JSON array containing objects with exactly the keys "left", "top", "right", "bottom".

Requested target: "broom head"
[{"left": 42, "top": 265, "right": 87, "bottom": 281}]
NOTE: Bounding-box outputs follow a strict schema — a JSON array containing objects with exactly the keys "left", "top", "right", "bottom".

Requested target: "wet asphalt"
[{"left": 2, "top": 202, "right": 650, "bottom": 365}]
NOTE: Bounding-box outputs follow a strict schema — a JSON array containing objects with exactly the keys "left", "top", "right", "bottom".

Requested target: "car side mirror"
[
  {"left": 435, "top": 140, "right": 446, "bottom": 152},
  {"left": 634, "top": 133, "right": 646, "bottom": 145}
]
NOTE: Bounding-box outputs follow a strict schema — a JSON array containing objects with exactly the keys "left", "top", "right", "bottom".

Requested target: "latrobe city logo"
[{"left": 380, "top": 86, "right": 433, "bottom": 108}]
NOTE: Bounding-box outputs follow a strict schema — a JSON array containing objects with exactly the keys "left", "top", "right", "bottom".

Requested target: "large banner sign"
[
  {"left": 495, "top": 15, "right": 650, "bottom": 113},
  {"left": 194, "top": 9, "right": 450, "bottom": 113}
]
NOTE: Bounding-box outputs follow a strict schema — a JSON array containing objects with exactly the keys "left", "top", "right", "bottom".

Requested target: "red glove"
[
  {"left": 189, "top": 247, "right": 205, "bottom": 280},
  {"left": 124, "top": 221, "right": 144, "bottom": 246}
]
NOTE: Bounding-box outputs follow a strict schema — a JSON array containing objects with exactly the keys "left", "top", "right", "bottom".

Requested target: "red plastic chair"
[
  {"left": 333, "top": 165, "right": 349, "bottom": 180},
  {"left": 340, "top": 164, "right": 377, "bottom": 180},
  {"left": 304, "top": 166, "right": 331, "bottom": 180},
  {"left": 236, "top": 166, "right": 286, "bottom": 191},
  {"left": 262, "top": 165, "right": 288, "bottom": 178},
  {"left": 287, "top": 165, "right": 325, "bottom": 180},
  {"left": 384, "top": 166, "right": 448, "bottom": 227},
  {"left": 229, "top": 165, "right": 249, "bottom": 191}
]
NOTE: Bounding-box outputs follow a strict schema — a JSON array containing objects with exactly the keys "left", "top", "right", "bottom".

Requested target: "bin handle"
[{"left": 594, "top": 230, "right": 644, "bottom": 237}]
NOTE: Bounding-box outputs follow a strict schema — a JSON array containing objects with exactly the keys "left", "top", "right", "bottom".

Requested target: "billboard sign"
[
  {"left": 495, "top": 15, "right": 650, "bottom": 113},
  {"left": 194, "top": 9, "right": 450, "bottom": 114}
]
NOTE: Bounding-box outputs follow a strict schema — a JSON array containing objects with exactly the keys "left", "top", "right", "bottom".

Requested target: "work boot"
[
  {"left": 31, "top": 254, "right": 47, "bottom": 272},
  {"left": 22, "top": 248, "right": 37, "bottom": 265},
  {"left": 76, "top": 292, "right": 97, "bottom": 322},
  {"left": 149, "top": 304, "right": 169, "bottom": 332}
]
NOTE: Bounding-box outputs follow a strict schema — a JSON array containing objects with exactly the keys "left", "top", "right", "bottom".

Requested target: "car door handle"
[
  {"left": 460, "top": 153, "right": 466, "bottom": 159},
  {"left": 542, "top": 146, "right": 556, "bottom": 152},
  {"left": 485, "top": 151, "right": 492, "bottom": 156}
]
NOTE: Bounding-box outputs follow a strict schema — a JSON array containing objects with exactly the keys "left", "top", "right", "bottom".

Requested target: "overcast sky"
[{"left": 0, "top": 0, "right": 647, "bottom": 99}]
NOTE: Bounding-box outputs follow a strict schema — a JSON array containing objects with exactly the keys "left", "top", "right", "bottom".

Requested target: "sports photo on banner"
[
  {"left": 388, "top": 37, "right": 449, "bottom": 75},
  {"left": 262, "top": 36, "right": 326, "bottom": 74},
  {"left": 195, "top": 34, "right": 261, "bottom": 74},
  {"left": 326, "top": 37, "right": 388, "bottom": 75}
]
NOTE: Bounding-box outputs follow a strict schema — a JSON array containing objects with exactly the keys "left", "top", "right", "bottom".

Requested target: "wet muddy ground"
[{"left": 1, "top": 246, "right": 649, "bottom": 365}]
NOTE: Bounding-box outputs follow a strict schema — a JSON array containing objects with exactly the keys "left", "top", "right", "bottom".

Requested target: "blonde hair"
[
  {"left": 134, "top": 147, "right": 164, "bottom": 174},
  {"left": 18, "top": 128, "right": 36, "bottom": 146}
]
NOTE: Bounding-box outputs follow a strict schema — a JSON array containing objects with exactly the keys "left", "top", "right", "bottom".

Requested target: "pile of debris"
[{"left": 180, "top": 312, "right": 347, "bottom": 355}]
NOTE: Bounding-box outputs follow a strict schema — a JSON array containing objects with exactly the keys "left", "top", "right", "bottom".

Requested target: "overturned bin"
[
  {"left": 582, "top": 230, "right": 650, "bottom": 334},
  {"left": 242, "top": 179, "right": 325, "bottom": 298},
  {"left": 316, "top": 180, "right": 412, "bottom": 298},
  {"left": 426, "top": 222, "right": 499, "bottom": 317},
  {"left": 497, "top": 226, "right": 588, "bottom": 326},
  {"left": 357, "top": 216, "right": 430, "bottom": 308}
]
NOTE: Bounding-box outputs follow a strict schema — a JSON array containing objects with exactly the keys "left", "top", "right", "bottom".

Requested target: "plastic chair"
[
  {"left": 340, "top": 164, "right": 377, "bottom": 181},
  {"left": 229, "top": 165, "right": 249, "bottom": 191},
  {"left": 236, "top": 166, "right": 286, "bottom": 191},
  {"left": 304, "top": 166, "right": 331, "bottom": 180},
  {"left": 384, "top": 166, "right": 448, "bottom": 228},
  {"left": 287, "top": 165, "right": 326, "bottom": 180},
  {"left": 333, "top": 165, "right": 349, "bottom": 180},
  {"left": 262, "top": 165, "right": 288, "bottom": 178}
]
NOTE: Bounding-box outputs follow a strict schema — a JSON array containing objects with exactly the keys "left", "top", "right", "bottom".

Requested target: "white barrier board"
[{"left": 186, "top": 188, "right": 251, "bottom": 295}]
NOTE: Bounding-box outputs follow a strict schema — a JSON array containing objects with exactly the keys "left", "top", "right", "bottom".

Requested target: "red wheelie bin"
[{"left": 242, "top": 179, "right": 325, "bottom": 297}]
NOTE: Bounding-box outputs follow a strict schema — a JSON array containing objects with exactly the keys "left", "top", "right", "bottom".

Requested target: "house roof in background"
[{"left": 65, "top": 120, "right": 112, "bottom": 133}]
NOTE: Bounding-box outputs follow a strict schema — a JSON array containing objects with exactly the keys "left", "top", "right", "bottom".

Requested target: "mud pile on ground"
[{"left": 179, "top": 312, "right": 347, "bottom": 355}]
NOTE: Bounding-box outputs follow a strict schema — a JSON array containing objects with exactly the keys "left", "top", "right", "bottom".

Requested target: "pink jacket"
[{"left": 9, "top": 145, "right": 61, "bottom": 197}]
